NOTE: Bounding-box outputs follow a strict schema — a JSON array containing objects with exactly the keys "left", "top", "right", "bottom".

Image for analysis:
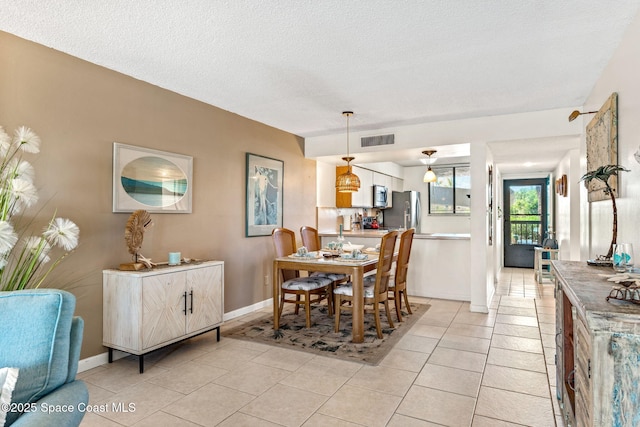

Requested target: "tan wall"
[{"left": 0, "top": 32, "right": 317, "bottom": 358}]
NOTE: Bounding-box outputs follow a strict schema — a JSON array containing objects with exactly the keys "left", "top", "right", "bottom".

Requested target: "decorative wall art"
[
  {"left": 586, "top": 92, "right": 618, "bottom": 202},
  {"left": 488, "top": 165, "right": 493, "bottom": 246},
  {"left": 113, "top": 143, "right": 193, "bottom": 213},
  {"left": 556, "top": 174, "right": 567, "bottom": 197},
  {"left": 246, "top": 153, "right": 283, "bottom": 237}
]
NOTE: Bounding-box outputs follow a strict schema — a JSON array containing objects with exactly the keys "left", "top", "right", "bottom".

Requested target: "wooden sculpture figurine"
[{"left": 120, "top": 210, "right": 154, "bottom": 270}]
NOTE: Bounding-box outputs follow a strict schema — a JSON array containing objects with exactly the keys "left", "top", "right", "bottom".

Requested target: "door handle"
[
  {"left": 183, "top": 291, "right": 188, "bottom": 315},
  {"left": 189, "top": 290, "right": 194, "bottom": 313}
]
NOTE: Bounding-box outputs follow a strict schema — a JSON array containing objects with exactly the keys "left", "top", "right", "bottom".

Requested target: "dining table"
[{"left": 272, "top": 251, "right": 383, "bottom": 343}]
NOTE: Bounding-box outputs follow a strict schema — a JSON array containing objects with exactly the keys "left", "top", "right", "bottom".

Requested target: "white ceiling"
[{"left": 2, "top": 1, "right": 639, "bottom": 172}]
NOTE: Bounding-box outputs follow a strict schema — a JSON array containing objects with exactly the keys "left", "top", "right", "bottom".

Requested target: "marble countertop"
[{"left": 319, "top": 230, "right": 470, "bottom": 240}]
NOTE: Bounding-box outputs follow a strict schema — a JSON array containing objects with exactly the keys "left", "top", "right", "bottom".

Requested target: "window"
[{"left": 428, "top": 165, "right": 470, "bottom": 214}]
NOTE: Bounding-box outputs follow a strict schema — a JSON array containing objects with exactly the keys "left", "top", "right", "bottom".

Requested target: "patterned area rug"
[{"left": 223, "top": 302, "right": 429, "bottom": 365}]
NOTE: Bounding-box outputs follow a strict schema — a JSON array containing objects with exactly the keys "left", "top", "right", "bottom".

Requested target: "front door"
[{"left": 503, "top": 178, "right": 548, "bottom": 268}]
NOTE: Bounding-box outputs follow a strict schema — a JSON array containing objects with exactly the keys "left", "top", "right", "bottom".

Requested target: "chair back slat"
[
  {"left": 300, "top": 226, "right": 321, "bottom": 252},
  {"left": 373, "top": 231, "right": 398, "bottom": 295},
  {"left": 272, "top": 228, "right": 298, "bottom": 281},
  {"left": 395, "top": 228, "right": 415, "bottom": 285}
]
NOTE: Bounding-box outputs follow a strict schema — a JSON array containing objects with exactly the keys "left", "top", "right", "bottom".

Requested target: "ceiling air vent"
[{"left": 361, "top": 134, "right": 394, "bottom": 147}]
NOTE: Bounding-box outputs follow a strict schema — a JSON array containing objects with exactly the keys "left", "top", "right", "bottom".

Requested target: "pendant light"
[
  {"left": 335, "top": 111, "right": 360, "bottom": 192},
  {"left": 422, "top": 150, "right": 437, "bottom": 183}
]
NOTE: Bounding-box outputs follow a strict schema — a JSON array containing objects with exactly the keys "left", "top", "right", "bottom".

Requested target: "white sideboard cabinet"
[
  {"left": 553, "top": 260, "right": 640, "bottom": 426},
  {"left": 103, "top": 260, "right": 224, "bottom": 373}
]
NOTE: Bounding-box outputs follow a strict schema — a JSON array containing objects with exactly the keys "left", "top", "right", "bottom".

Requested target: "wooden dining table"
[{"left": 272, "top": 252, "right": 382, "bottom": 343}]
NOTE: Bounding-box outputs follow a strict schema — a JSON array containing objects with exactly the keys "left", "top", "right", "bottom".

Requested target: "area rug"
[{"left": 223, "top": 302, "right": 429, "bottom": 365}]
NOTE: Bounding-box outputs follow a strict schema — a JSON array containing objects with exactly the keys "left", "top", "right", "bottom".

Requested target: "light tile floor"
[{"left": 79, "top": 268, "right": 560, "bottom": 426}]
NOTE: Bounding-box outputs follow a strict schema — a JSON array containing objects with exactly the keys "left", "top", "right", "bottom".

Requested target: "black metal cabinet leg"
[
  {"left": 139, "top": 355, "right": 144, "bottom": 374},
  {"left": 217, "top": 326, "right": 220, "bottom": 342},
  {"left": 108, "top": 348, "right": 113, "bottom": 363}
]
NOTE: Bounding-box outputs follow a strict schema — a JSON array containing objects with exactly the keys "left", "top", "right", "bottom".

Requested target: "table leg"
[
  {"left": 273, "top": 260, "right": 280, "bottom": 330},
  {"left": 351, "top": 266, "right": 364, "bottom": 343}
]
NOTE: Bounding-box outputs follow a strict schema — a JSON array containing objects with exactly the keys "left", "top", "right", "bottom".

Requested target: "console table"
[
  {"left": 103, "top": 260, "right": 224, "bottom": 373},
  {"left": 553, "top": 260, "right": 640, "bottom": 426}
]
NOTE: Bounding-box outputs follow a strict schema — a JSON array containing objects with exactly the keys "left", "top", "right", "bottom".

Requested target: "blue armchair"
[{"left": 0, "top": 289, "right": 88, "bottom": 426}]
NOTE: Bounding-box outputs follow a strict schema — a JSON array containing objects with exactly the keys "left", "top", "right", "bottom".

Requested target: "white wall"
[
  {"left": 469, "top": 141, "right": 494, "bottom": 313},
  {"left": 581, "top": 9, "right": 640, "bottom": 261},
  {"left": 554, "top": 149, "right": 582, "bottom": 261}
]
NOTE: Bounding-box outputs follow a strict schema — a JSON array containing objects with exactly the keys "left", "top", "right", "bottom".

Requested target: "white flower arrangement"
[{"left": 0, "top": 125, "right": 79, "bottom": 291}]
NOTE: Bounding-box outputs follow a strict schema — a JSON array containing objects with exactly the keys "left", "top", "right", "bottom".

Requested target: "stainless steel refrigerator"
[{"left": 382, "top": 191, "right": 421, "bottom": 232}]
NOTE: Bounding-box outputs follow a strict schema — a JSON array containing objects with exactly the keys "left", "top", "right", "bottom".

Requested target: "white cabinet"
[
  {"left": 103, "top": 260, "right": 224, "bottom": 372},
  {"left": 392, "top": 177, "right": 404, "bottom": 193},
  {"left": 336, "top": 166, "right": 373, "bottom": 208},
  {"left": 351, "top": 166, "right": 373, "bottom": 207}
]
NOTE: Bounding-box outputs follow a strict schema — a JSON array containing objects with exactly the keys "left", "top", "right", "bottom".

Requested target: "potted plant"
[
  {"left": 0, "top": 125, "right": 79, "bottom": 291},
  {"left": 580, "top": 164, "right": 629, "bottom": 261}
]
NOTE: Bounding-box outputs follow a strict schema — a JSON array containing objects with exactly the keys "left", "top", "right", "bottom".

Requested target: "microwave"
[{"left": 372, "top": 185, "right": 388, "bottom": 208}]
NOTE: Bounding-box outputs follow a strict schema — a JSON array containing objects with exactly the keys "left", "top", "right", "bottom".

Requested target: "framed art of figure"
[
  {"left": 113, "top": 143, "right": 193, "bottom": 213},
  {"left": 586, "top": 92, "right": 618, "bottom": 202},
  {"left": 246, "top": 153, "right": 283, "bottom": 237}
]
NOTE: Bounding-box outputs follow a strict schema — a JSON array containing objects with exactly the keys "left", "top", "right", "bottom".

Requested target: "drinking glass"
[{"left": 613, "top": 243, "right": 634, "bottom": 272}]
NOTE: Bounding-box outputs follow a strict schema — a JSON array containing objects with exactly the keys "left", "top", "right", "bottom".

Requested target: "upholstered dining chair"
[
  {"left": 389, "top": 228, "right": 415, "bottom": 322},
  {"left": 300, "top": 226, "right": 349, "bottom": 285},
  {"left": 334, "top": 230, "right": 398, "bottom": 339},
  {"left": 271, "top": 227, "right": 333, "bottom": 328}
]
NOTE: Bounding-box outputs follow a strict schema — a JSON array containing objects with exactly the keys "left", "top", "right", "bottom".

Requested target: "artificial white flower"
[
  {"left": 43, "top": 218, "right": 79, "bottom": 251},
  {"left": 1, "top": 159, "right": 35, "bottom": 182},
  {"left": 10, "top": 178, "right": 38, "bottom": 209},
  {"left": 0, "top": 258, "right": 7, "bottom": 270},
  {"left": 0, "top": 127, "right": 10, "bottom": 154},
  {"left": 14, "top": 126, "right": 41, "bottom": 154},
  {"left": 24, "top": 236, "right": 51, "bottom": 264},
  {"left": 0, "top": 221, "right": 18, "bottom": 255}
]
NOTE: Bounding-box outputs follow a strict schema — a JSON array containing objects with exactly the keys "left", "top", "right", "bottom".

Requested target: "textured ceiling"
[{"left": 1, "top": 1, "right": 639, "bottom": 170}]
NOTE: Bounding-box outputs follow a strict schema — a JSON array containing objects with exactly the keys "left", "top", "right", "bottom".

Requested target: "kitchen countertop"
[{"left": 319, "top": 230, "right": 470, "bottom": 240}]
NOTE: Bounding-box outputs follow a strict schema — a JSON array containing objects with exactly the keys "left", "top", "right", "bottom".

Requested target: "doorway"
[{"left": 503, "top": 178, "right": 548, "bottom": 268}]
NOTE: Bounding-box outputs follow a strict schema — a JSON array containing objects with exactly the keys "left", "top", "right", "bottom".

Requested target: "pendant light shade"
[
  {"left": 422, "top": 150, "right": 437, "bottom": 183},
  {"left": 336, "top": 111, "right": 360, "bottom": 192}
]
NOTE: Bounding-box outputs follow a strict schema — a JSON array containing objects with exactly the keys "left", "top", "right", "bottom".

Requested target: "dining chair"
[
  {"left": 300, "top": 226, "right": 349, "bottom": 285},
  {"left": 389, "top": 228, "right": 415, "bottom": 322},
  {"left": 333, "top": 230, "right": 398, "bottom": 339},
  {"left": 272, "top": 227, "right": 333, "bottom": 328}
]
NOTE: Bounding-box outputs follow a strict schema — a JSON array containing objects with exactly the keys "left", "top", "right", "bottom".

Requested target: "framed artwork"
[
  {"left": 113, "top": 143, "right": 193, "bottom": 213},
  {"left": 586, "top": 92, "right": 618, "bottom": 202},
  {"left": 246, "top": 153, "right": 283, "bottom": 237},
  {"left": 488, "top": 165, "right": 493, "bottom": 246}
]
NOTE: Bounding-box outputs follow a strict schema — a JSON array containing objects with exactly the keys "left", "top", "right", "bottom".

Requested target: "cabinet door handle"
[
  {"left": 189, "top": 290, "right": 194, "bottom": 314},
  {"left": 183, "top": 291, "right": 188, "bottom": 315}
]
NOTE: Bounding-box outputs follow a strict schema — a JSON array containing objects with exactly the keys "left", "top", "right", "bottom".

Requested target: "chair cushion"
[
  {"left": 333, "top": 283, "right": 375, "bottom": 298},
  {"left": 282, "top": 276, "right": 332, "bottom": 291},
  {"left": 310, "top": 271, "right": 347, "bottom": 281},
  {"left": 0, "top": 289, "right": 75, "bottom": 425}
]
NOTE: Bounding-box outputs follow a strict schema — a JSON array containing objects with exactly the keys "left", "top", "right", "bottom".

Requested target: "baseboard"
[
  {"left": 223, "top": 298, "right": 273, "bottom": 321},
  {"left": 78, "top": 298, "right": 274, "bottom": 373},
  {"left": 470, "top": 303, "right": 489, "bottom": 313},
  {"left": 78, "top": 349, "right": 129, "bottom": 373}
]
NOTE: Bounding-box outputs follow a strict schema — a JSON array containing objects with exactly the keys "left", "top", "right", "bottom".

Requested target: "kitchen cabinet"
[
  {"left": 392, "top": 177, "right": 404, "bottom": 193},
  {"left": 103, "top": 260, "right": 224, "bottom": 373},
  {"left": 553, "top": 261, "right": 640, "bottom": 426},
  {"left": 336, "top": 165, "right": 373, "bottom": 208}
]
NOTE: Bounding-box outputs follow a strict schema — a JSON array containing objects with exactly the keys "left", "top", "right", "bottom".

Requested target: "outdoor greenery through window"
[
  {"left": 509, "top": 185, "right": 542, "bottom": 244},
  {"left": 428, "top": 166, "right": 470, "bottom": 214}
]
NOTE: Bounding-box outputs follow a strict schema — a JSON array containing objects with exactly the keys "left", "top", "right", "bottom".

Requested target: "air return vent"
[{"left": 361, "top": 134, "right": 395, "bottom": 147}]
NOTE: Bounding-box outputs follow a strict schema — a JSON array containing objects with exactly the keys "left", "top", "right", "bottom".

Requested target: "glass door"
[{"left": 503, "top": 178, "right": 548, "bottom": 268}]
